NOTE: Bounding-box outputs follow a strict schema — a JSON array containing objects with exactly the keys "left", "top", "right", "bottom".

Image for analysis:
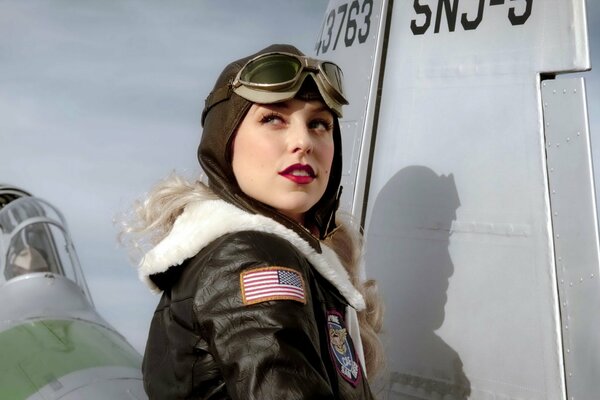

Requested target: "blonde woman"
[{"left": 125, "top": 44, "right": 383, "bottom": 399}]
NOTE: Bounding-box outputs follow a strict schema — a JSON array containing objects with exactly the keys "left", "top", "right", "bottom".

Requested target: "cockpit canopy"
[{"left": 0, "top": 197, "right": 91, "bottom": 299}]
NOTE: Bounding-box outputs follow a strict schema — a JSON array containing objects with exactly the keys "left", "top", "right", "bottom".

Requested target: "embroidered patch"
[
  {"left": 327, "top": 310, "right": 361, "bottom": 387},
  {"left": 240, "top": 266, "right": 306, "bottom": 305}
]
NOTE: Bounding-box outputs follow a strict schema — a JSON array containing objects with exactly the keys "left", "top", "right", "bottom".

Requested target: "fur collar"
[{"left": 139, "top": 197, "right": 366, "bottom": 311}]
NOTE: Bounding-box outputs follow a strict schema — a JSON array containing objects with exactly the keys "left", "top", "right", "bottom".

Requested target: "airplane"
[
  {"left": 0, "top": 185, "right": 147, "bottom": 399},
  {"left": 315, "top": 0, "right": 599, "bottom": 399}
]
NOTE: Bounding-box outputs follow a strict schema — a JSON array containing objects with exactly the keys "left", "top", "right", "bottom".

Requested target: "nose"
[{"left": 288, "top": 124, "right": 313, "bottom": 154}]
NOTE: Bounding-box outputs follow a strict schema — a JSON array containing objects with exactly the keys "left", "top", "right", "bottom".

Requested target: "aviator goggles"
[{"left": 231, "top": 52, "right": 348, "bottom": 117}]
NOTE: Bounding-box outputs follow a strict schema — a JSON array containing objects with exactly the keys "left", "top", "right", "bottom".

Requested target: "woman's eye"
[
  {"left": 309, "top": 119, "right": 333, "bottom": 132},
  {"left": 260, "top": 113, "right": 284, "bottom": 125}
]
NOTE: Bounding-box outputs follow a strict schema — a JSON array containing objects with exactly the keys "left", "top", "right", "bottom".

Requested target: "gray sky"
[
  {"left": 0, "top": 0, "right": 325, "bottom": 352},
  {"left": 1, "top": 1, "right": 599, "bottom": 354}
]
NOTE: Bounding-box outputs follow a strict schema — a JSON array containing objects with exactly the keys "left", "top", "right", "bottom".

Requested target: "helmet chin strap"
[{"left": 323, "top": 186, "right": 343, "bottom": 239}]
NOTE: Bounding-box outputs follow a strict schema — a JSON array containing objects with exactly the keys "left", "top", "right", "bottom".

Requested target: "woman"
[{"left": 125, "top": 44, "right": 383, "bottom": 399}]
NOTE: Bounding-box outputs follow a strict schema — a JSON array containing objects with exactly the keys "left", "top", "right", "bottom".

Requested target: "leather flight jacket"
[{"left": 139, "top": 197, "right": 375, "bottom": 400}]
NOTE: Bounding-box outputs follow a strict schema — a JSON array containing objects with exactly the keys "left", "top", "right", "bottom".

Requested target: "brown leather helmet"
[{"left": 198, "top": 44, "right": 344, "bottom": 251}]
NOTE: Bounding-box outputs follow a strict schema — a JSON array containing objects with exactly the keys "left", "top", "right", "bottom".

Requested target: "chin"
[
  {"left": 274, "top": 200, "right": 316, "bottom": 221},
  {"left": 259, "top": 189, "right": 326, "bottom": 221},
  {"left": 276, "top": 205, "right": 311, "bottom": 218}
]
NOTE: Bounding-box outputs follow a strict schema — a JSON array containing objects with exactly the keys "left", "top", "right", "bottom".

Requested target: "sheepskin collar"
[{"left": 139, "top": 197, "right": 366, "bottom": 311}]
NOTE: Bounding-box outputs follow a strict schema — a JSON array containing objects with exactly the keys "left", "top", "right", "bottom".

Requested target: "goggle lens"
[
  {"left": 229, "top": 52, "right": 348, "bottom": 117},
  {"left": 321, "top": 62, "right": 345, "bottom": 99},
  {"left": 239, "top": 54, "right": 302, "bottom": 86}
]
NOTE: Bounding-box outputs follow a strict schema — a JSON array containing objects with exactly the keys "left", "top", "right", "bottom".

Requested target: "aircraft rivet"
[
  {"left": 591, "top": 274, "right": 595, "bottom": 278},
  {"left": 544, "top": 102, "right": 548, "bottom": 107},
  {"left": 553, "top": 90, "right": 557, "bottom": 94},
  {"left": 569, "top": 372, "right": 572, "bottom": 377},
  {"left": 546, "top": 122, "right": 550, "bottom": 127},
  {"left": 567, "top": 137, "right": 570, "bottom": 142},
  {"left": 554, "top": 212, "right": 558, "bottom": 216},
  {"left": 561, "top": 279, "right": 564, "bottom": 284},
  {"left": 552, "top": 190, "right": 556, "bottom": 194},
  {"left": 567, "top": 348, "right": 570, "bottom": 353},
  {"left": 574, "top": 89, "right": 577, "bottom": 93},
  {"left": 559, "top": 257, "right": 562, "bottom": 261},
  {"left": 563, "top": 89, "right": 567, "bottom": 94},
  {"left": 556, "top": 233, "right": 560, "bottom": 238},
  {"left": 556, "top": 144, "right": 560, "bottom": 148},
  {"left": 563, "top": 302, "right": 567, "bottom": 306},
  {"left": 543, "top": 82, "right": 547, "bottom": 87},
  {"left": 566, "top": 325, "right": 569, "bottom": 330},
  {"left": 577, "top": 132, "right": 581, "bottom": 136},
  {"left": 580, "top": 278, "right": 584, "bottom": 283},
  {"left": 551, "top": 168, "right": 554, "bottom": 172},
  {"left": 569, "top": 282, "right": 573, "bottom": 286}
]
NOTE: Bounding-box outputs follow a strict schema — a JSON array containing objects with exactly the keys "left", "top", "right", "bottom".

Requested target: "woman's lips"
[{"left": 279, "top": 164, "right": 315, "bottom": 184}]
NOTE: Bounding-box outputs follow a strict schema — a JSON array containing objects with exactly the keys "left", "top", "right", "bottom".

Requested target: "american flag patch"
[{"left": 240, "top": 266, "right": 306, "bottom": 305}]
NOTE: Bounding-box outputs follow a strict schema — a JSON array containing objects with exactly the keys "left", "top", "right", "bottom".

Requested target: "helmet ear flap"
[{"left": 307, "top": 116, "right": 343, "bottom": 239}]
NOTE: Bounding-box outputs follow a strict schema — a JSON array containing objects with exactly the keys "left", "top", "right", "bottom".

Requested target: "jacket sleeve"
[{"left": 191, "top": 231, "right": 335, "bottom": 400}]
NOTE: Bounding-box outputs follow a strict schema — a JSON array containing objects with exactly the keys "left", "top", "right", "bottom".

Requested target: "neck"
[{"left": 281, "top": 211, "right": 305, "bottom": 226}]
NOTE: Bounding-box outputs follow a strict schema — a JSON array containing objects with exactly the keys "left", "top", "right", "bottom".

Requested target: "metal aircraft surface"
[
  {"left": 0, "top": 185, "right": 146, "bottom": 399},
  {"left": 315, "top": 0, "right": 598, "bottom": 399}
]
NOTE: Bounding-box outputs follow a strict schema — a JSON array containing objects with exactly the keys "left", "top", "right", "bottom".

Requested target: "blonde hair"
[
  {"left": 324, "top": 218, "right": 385, "bottom": 377},
  {"left": 118, "top": 174, "right": 216, "bottom": 261},
  {"left": 120, "top": 173, "right": 385, "bottom": 376}
]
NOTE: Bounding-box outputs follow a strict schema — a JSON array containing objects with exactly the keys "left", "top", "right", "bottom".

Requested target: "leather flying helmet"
[{"left": 198, "top": 44, "right": 345, "bottom": 251}]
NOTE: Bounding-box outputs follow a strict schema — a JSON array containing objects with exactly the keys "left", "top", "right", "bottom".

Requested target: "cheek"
[
  {"left": 232, "top": 127, "right": 259, "bottom": 165},
  {"left": 231, "top": 134, "right": 254, "bottom": 184},
  {"left": 232, "top": 131, "right": 278, "bottom": 187}
]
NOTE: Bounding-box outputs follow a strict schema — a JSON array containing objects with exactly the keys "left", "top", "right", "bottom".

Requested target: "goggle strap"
[{"left": 202, "top": 84, "right": 233, "bottom": 124}]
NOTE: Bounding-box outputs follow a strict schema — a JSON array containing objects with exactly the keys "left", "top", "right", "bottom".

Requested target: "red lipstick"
[{"left": 279, "top": 164, "right": 316, "bottom": 184}]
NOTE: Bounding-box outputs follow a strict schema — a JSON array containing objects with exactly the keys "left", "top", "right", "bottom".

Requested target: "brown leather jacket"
[{"left": 139, "top": 196, "right": 374, "bottom": 399}]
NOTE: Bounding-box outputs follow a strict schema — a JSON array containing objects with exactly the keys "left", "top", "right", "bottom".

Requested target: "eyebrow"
[
  {"left": 311, "top": 104, "right": 331, "bottom": 114},
  {"left": 260, "top": 101, "right": 332, "bottom": 115},
  {"left": 263, "top": 103, "right": 290, "bottom": 111}
]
